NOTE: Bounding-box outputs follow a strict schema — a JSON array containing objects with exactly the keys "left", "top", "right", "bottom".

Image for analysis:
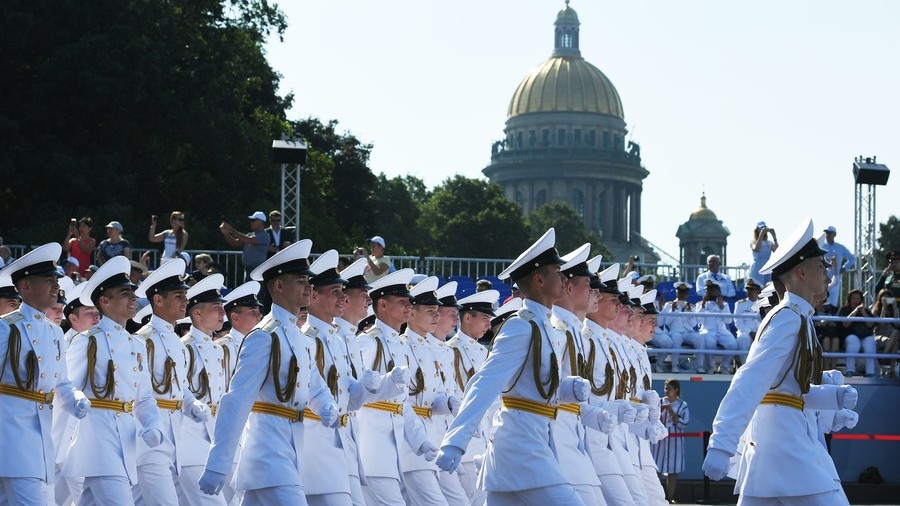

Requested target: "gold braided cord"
[
  {"left": 327, "top": 364, "right": 339, "bottom": 398},
  {"left": 609, "top": 346, "right": 628, "bottom": 400},
  {"left": 221, "top": 343, "right": 232, "bottom": 391},
  {"left": 270, "top": 331, "right": 299, "bottom": 403},
  {"left": 643, "top": 374, "right": 651, "bottom": 391},
  {"left": 315, "top": 338, "right": 326, "bottom": 377},
  {"left": 452, "top": 347, "right": 473, "bottom": 392},
  {"left": 564, "top": 330, "right": 578, "bottom": 376},
  {"left": 628, "top": 365, "right": 637, "bottom": 395},
  {"left": 86, "top": 334, "right": 115, "bottom": 400},
  {"left": 409, "top": 367, "right": 426, "bottom": 396},
  {"left": 531, "top": 321, "right": 559, "bottom": 401},
  {"left": 145, "top": 339, "right": 176, "bottom": 395},
  {"left": 186, "top": 346, "right": 210, "bottom": 401},
  {"left": 372, "top": 337, "right": 385, "bottom": 372},
  {"left": 8, "top": 325, "right": 37, "bottom": 391},
  {"left": 584, "top": 340, "right": 613, "bottom": 397}
]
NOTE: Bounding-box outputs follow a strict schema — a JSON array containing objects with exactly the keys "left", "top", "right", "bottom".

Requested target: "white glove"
[
  {"left": 632, "top": 402, "right": 649, "bottom": 424},
  {"left": 431, "top": 395, "right": 453, "bottom": 416},
  {"left": 642, "top": 389, "right": 661, "bottom": 406},
  {"left": 436, "top": 445, "right": 464, "bottom": 472},
  {"left": 189, "top": 401, "right": 212, "bottom": 423},
  {"left": 73, "top": 393, "right": 91, "bottom": 419},
  {"left": 650, "top": 422, "right": 668, "bottom": 443},
  {"left": 473, "top": 453, "right": 484, "bottom": 473},
  {"left": 141, "top": 427, "right": 163, "bottom": 448},
  {"left": 198, "top": 469, "right": 226, "bottom": 495},
  {"left": 702, "top": 447, "right": 733, "bottom": 481},
  {"left": 838, "top": 385, "right": 858, "bottom": 410},
  {"left": 418, "top": 440, "right": 439, "bottom": 461},
  {"left": 361, "top": 369, "right": 382, "bottom": 393},
  {"left": 390, "top": 366, "right": 410, "bottom": 385},
  {"left": 572, "top": 377, "right": 590, "bottom": 402},
  {"left": 318, "top": 403, "right": 339, "bottom": 427},
  {"left": 648, "top": 405, "right": 661, "bottom": 423},
  {"left": 821, "top": 369, "right": 845, "bottom": 386},
  {"left": 613, "top": 399, "right": 637, "bottom": 424},
  {"left": 832, "top": 409, "right": 859, "bottom": 432},
  {"left": 448, "top": 395, "right": 461, "bottom": 415},
  {"left": 596, "top": 408, "right": 617, "bottom": 434}
]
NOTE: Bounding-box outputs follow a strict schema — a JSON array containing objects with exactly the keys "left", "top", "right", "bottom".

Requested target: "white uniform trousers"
[
  {"left": 136, "top": 462, "right": 181, "bottom": 506},
  {"left": 485, "top": 483, "right": 585, "bottom": 506},
  {"left": 223, "top": 463, "right": 241, "bottom": 506},
  {"left": 306, "top": 492, "right": 352, "bottom": 506},
  {"left": 640, "top": 466, "right": 667, "bottom": 506},
  {"left": 458, "top": 462, "right": 485, "bottom": 506},
  {"left": 177, "top": 466, "right": 227, "bottom": 506},
  {"left": 54, "top": 463, "right": 84, "bottom": 506},
  {"left": 241, "top": 485, "right": 307, "bottom": 505},
  {"left": 0, "top": 477, "right": 50, "bottom": 506},
  {"left": 681, "top": 331, "right": 710, "bottom": 370},
  {"left": 575, "top": 484, "right": 605, "bottom": 506},
  {"left": 624, "top": 472, "right": 648, "bottom": 506},
  {"left": 348, "top": 475, "right": 365, "bottom": 506},
  {"left": 844, "top": 334, "right": 877, "bottom": 376},
  {"left": 651, "top": 332, "right": 683, "bottom": 371},
  {"left": 362, "top": 477, "right": 404, "bottom": 506},
  {"left": 436, "top": 471, "right": 468, "bottom": 506},
  {"left": 77, "top": 476, "right": 135, "bottom": 506},
  {"left": 738, "top": 487, "right": 849, "bottom": 506},
  {"left": 735, "top": 331, "right": 753, "bottom": 361},
  {"left": 402, "top": 470, "right": 449, "bottom": 506},
  {"left": 596, "top": 474, "right": 634, "bottom": 506}
]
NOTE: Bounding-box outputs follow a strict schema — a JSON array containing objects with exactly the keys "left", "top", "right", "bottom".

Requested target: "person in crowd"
[
  {"left": 354, "top": 235, "right": 394, "bottom": 283},
  {"left": 732, "top": 278, "right": 763, "bottom": 366},
  {"left": 475, "top": 279, "right": 492, "bottom": 292},
  {"left": 97, "top": 221, "right": 131, "bottom": 265},
  {"left": 652, "top": 379, "right": 690, "bottom": 504},
  {"left": 875, "top": 250, "right": 900, "bottom": 298},
  {"left": 695, "top": 280, "right": 737, "bottom": 374},
  {"left": 839, "top": 289, "right": 877, "bottom": 377},
  {"left": 0, "top": 245, "right": 14, "bottom": 267},
  {"left": 264, "top": 210, "right": 294, "bottom": 258},
  {"left": 871, "top": 288, "right": 899, "bottom": 377},
  {"left": 820, "top": 226, "right": 856, "bottom": 308},
  {"left": 63, "top": 257, "right": 82, "bottom": 283},
  {"left": 63, "top": 217, "right": 96, "bottom": 276},
  {"left": 219, "top": 211, "right": 270, "bottom": 282},
  {"left": 748, "top": 221, "right": 778, "bottom": 285},
  {"left": 502, "top": 283, "right": 521, "bottom": 304},
  {"left": 129, "top": 260, "right": 149, "bottom": 286},
  {"left": 695, "top": 255, "right": 736, "bottom": 298},
  {"left": 814, "top": 298, "right": 842, "bottom": 371},
  {"left": 660, "top": 282, "right": 698, "bottom": 373},
  {"left": 0, "top": 274, "right": 23, "bottom": 315},
  {"left": 148, "top": 211, "right": 190, "bottom": 265}
]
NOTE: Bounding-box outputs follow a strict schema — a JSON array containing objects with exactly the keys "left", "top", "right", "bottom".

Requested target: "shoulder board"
[
  {"left": 261, "top": 317, "right": 281, "bottom": 334},
  {"left": 181, "top": 334, "right": 196, "bottom": 346},
  {"left": 362, "top": 327, "right": 383, "bottom": 339},
  {"left": 0, "top": 311, "right": 24, "bottom": 325},
  {"left": 581, "top": 325, "right": 594, "bottom": 340},
  {"left": 135, "top": 325, "right": 157, "bottom": 341},
  {"left": 549, "top": 314, "right": 566, "bottom": 331},
  {"left": 305, "top": 326, "right": 320, "bottom": 339},
  {"left": 517, "top": 309, "right": 535, "bottom": 322},
  {"left": 86, "top": 325, "right": 104, "bottom": 338}
]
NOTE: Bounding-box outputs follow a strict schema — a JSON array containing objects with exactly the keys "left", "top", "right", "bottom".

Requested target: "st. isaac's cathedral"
[{"left": 483, "top": 2, "right": 661, "bottom": 263}]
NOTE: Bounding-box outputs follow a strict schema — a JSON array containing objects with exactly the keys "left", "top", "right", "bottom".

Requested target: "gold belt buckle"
[
  {"left": 42, "top": 391, "right": 55, "bottom": 404},
  {"left": 340, "top": 413, "right": 350, "bottom": 427},
  {"left": 123, "top": 401, "right": 134, "bottom": 414}
]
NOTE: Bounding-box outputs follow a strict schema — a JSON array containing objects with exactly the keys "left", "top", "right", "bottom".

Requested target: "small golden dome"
[
  {"left": 690, "top": 194, "right": 718, "bottom": 221},
  {"left": 507, "top": 55, "right": 624, "bottom": 119}
]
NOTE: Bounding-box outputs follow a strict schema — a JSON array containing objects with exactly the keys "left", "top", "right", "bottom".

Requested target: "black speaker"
[
  {"left": 271, "top": 140, "right": 308, "bottom": 165},
  {"left": 853, "top": 159, "right": 890, "bottom": 185}
]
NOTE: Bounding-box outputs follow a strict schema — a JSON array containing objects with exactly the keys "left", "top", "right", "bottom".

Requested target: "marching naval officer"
[
  {"left": 180, "top": 274, "right": 229, "bottom": 505},
  {"left": 133, "top": 258, "right": 212, "bottom": 505},
  {"left": 0, "top": 243, "right": 90, "bottom": 505},
  {"left": 703, "top": 219, "right": 858, "bottom": 505},
  {"left": 435, "top": 228, "right": 593, "bottom": 505},
  {"left": 64, "top": 256, "right": 164, "bottom": 505},
  {"left": 199, "top": 240, "right": 339, "bottom": 504},
  {"left": 217, "top": 280, "right": 264, "bottom": 385},
  {"left": 301, "top": 250, "right": 380, "bottom": 506}
]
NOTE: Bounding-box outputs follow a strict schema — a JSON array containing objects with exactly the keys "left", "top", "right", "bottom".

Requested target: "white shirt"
[{"left": 696, "top": 270, "right": 736, "bottom": 298}]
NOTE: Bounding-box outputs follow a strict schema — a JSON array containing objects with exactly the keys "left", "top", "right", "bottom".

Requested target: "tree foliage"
[
  {"left": 527, "top": 203, "right": 613, "bottom": 261},
  {"left": 878, "top": 215, "right": 900, "bottom": 267}
]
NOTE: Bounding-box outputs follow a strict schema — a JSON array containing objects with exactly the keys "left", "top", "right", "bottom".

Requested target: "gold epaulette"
[
  {"left": 361, "top": 326, "right": 383, "bottom": 339},
  {"left": 517, "top": 309, "right": 535, "bottom": 322},
  {"left": 0, "top": 311, "right": 24, "bottom": 326},
  {"left": 135, "top": 324, "right": 157, "bottom": 343},
  {"left": 550, "top": 315, "right": 567, "bottom": 332}
]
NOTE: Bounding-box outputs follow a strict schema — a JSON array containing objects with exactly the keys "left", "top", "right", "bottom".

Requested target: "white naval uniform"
[
  {"left": 733, "top": 298, "right": 761, "bottom": 356},
  {"left": 133, "top": 315, "right": 200, "bottom": 506},
  {"left": 52, "top": 328, "right": 85, "bottom": 505},
  {"left": 695, "top": 301, "right": 737, "bottom": 370},
  {"left": 300, "top": 314, "right": 369, "bottom": 506},
  {"left": 695, "top": 271, "right": 736, "bottom": 298},
  {"left": 205, "top": 304, "right": 336, "bottom": 504},
  {"left": 333, "top": 316, "right": 369, "bottom": 506},
  {"left": 660, "top": 301, "right": 698, "bottom": 371},
  {"left": 356, "top": 319, "right": 429, "bottom": 506},
  {"left": 442, "top": 299, "right": 584, "bottom": 505},
  {"left": 708, "top": 293, "right": 849, "bottom": 504},
  {"left": 445, "top": 330, "right": 490, "bottom": 506},
  {"left": 581, "top": 319, "right": 635, "bottom": 506},
  {"left": 213, "top": 328, "right": 245, "bottom": 505},
  {"left": 179, "top": 327, "right": 228, "bottom": 506},
  {"left": 628, "top": 338, "right": 668, "bottom": 505},
  {"left": 1, "top": 304, "right": 81, "bottom": 505},
  {"left": 63, "top": 316, "right": 163, "bottom": 505},
  {"left": 425, "top": 333, "right": 469, "bottom": 506},
  {"left": 551, "top": 307, "right": 604, "bottom": 506}
]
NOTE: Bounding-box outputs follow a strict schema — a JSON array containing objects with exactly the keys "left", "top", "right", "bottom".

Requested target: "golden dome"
[
  {"left": 690, "top": 194, "right": 718, "bottom": 221},
  {"left": 507, "top": 55, "right": 624, "bottom": 119}
]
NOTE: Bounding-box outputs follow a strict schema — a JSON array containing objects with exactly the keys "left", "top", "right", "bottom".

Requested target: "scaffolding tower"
[
  {"left": 852, "top": 156, "right": 891, "bottom": 303},
  {"left": 271, "top": 139, "right": 308, "bottom": 232}
]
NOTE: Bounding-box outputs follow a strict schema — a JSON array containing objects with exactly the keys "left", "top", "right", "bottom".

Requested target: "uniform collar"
[
  {"left": 552, "top": 305, "right": 580, "bottom": 329},
  {"left": 374, "top": 318, "right": 402, "bottom": 340},
  {"left": 583, "top": 317, "right": 606, "bottom": 336},
  {"left": 18, "top": 302, "right": 41, "bottom": 322},
  {"left": 270, "top": 303, "right": 299, "bottom": 327},
  {"left": 99, "top": 315, "right": 126, "bottom": 333},
  {"left": 306, "top": 313, "right": 335, "bottom": 333},
  {"left": 522, "top": 298, "right": 552, "bottom": 322},
  {"left": 150, "top": 314, "right": 176, "bottom": 333},
  {"left": 403, "top": 327, "right": 426, "bottom": 342},
  {"left": 454, "top": 329, "right": 477, "bottom": 344},
  {"left": 189, "top": 325, "right": 213, "bottom": 342},
  {"left": 783, "top": 291, "right": 815, "bottom": 317}
]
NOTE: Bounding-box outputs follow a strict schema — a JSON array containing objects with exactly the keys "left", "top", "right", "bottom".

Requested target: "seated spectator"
[
  {"left": 732, "top": 278, "right": 763, "bottom": 365},
  {"left": 814, "top": 299, "right": 841, "bottom": 371},
  {"left": 839, "top": 289, "right": 876, "bottom": 377},
  {"left": 660, "top": 281, "right": 699, "bottom": 373},
  {"left": 695, "top": 280, "right": 737, "bottom": 373},
  {"left": 875, "top": 250, "right": 900, "bottom": 298},
  {"left": 695, "top": 254, "right": 736, "bottom": 298},
  {"left": 871, "top": 288, "right": 899, "bottom": 377},
  {"left": 97, "top": 221, "right": 132, "bottom": 265}
]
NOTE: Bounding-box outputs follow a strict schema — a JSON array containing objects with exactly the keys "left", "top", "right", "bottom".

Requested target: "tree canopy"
[
  {"left": 526, "top": 202, "right": 613, "bottom": 261},
  {"left": 878, "top": 215, "right": 900, "bottom": 267}
]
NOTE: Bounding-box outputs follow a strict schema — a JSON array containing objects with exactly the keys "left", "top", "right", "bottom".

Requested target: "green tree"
[
  {"left": 526, "top": 202, "right": 613, "bottom": 261},
  {"left": 877, "top": 215, "right": 900, "bottom": 268},
  {"left": 370, "top": 175, "right": 427, "bottom": 256},
  {"left": 418, "top": 176, "right": 529, "bottom": 258}
]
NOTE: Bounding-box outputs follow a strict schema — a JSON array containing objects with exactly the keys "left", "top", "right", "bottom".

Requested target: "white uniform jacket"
[
  {"left": 708, "top": 292, "right": 841, "bottom": 497},
  {"left": 0, "top": 304, "right": 80, "bottom": 482},
  {"left": 63, "top": 316, "right": 162, "bottom": 483},
  {"left": 445, "top": 330, "right": 489, "bottom": 463},
  {"left": 52, "top": 328, "right": 81, "bottom": 468},
  {"left": 661, "top": 300, "right": 697, "bottom": 334},
  {"left": 205, "top": 304, "right": 335, "bottom": 490},
  {"left": 180, "top": 326, "right": 226, "bottom": 467},
  {"left": 356, "top": 319, "right": 429, "bottom": 480},
  {"left": 695, "top": 301, "right": 732, "bottom": 335},
  {"left": 442, "top": 299, "right": 571, "bottom": 492},
  {"left": 606, "top": 329, "right": 641, "bottom": 476},
  {"left": 300, "top": 314, "right": 368, "bottom": 495},
  {"left": 216, "top": 328, "right": 246, "bottom": 390},
  {"left": 551, "top": 307, "right": 601, "bottom": 487},
  {"left": 732, "top": 298, "right": 761, "bottom": 337},
  {"left": 399, "top": 328, "right": 446, "bottom": 473},
  {"left": 134, "top": 315, "right": 197, "bottom": 471},
  {"left": 581, "top": 319, "right": 626, "bottom": 477}
]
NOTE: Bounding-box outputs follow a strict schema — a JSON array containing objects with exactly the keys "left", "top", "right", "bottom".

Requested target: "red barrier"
[
  {"left": 665, "top": 432, "right": 705, "bottom": 438},
  {"left": 831, "top": 434, "right": 900, "bottom": 441}
]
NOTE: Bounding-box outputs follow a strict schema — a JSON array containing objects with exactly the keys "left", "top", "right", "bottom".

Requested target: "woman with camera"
[
  {"left": 871, "top": 288, "right": 899, "bottom": 377},
  {"left": 748, "top": 221, "right": 778, "bottom": 285},
  {"left": 148, "top": 211, "right": 190, "bottom": 266},
  {"left": 839, "top": 289, "right": 877, "bottom": 377}
]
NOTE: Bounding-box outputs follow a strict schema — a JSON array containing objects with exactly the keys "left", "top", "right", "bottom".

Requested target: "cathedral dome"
[
  {"left": 507, "top": 56, "right": 624, "bottom": 119},
  {"left": 689, "top": 194, "right": 718, "bottom": 221}
]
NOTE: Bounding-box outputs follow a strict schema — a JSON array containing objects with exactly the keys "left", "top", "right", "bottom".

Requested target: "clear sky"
[{"left": 264, "top": 0, "right": 900, "bottom": 267}]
